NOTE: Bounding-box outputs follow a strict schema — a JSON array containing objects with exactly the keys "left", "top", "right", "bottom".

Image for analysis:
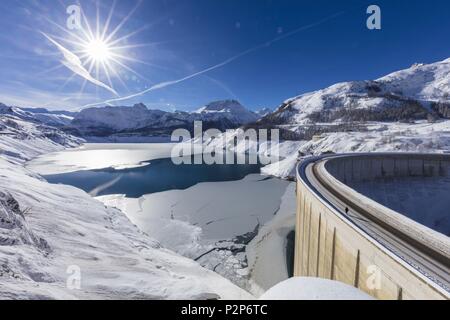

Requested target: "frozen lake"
[
  {"left": 43, "top": 157, "right": 262, "bottom": 197},
  {"left": 28, "top": 143, "right": 292, "bottom": 292}
]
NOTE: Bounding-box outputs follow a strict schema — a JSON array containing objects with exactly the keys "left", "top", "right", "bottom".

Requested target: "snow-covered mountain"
[
  {"left": 255, "top": 108, "right": 273, "bottom": 118},
  {"left": 0, "top": 103, "right": 74, "bottom": 127},
  {"left": 193, "top": 100, "right": 259, "bottom": 125},
  {"left": 0, "top": 113, "right": 83, "bottom": 163},
  {"left": 72, "top": 103, "right": 166, "bottom": 132},
  {"left": 70, "top": 100, "right": 259, "bottom": 139},
  {"left": 20, "top": 107, "right": 76, "bottom": 127},
  {"left": 263, "top": 58, "right": 450, "bottom": 126},
  {"left": 0, "top": 100, "right": 262, "bottom": 141}
]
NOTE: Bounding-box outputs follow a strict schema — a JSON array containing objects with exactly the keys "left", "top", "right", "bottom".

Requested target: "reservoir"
[{"left": 44, "top": 156, "right": 262, "bottom": 198}]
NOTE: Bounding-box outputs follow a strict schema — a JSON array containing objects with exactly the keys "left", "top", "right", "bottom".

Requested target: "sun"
[
  {"left": 84, "top": 38, "right": 112, "bottom": 62},
  {"left": 43, "top": 1, "right": 152, "bottom": 99}
]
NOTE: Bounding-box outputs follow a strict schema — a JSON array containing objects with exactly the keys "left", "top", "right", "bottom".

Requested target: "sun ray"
[
  {"left": 36, "top": 63, "right": 67, "bottom": 76},
  {"left": 58, "top": 72, "right": 78, "bottom": 91},
  {"left": 78, "top": 1, "right": 96, "bottom": 41},
  {"left": 109, "top": 56, "right": 150, "bottom": 82},
  {"left": 107, "top": 24, "right": 150, "bottom": 47},
  {"left": 46, "top": 34, "right": 89, "bottom": 49},
  {"left": 56, "top": 0, "right": 67, "bottom": 9},
  {"left": 105, "top": 0, "right": 142, "bottom": 44},
  {"left": 105, "top": 60, "right": 131, "bottom": 93},
  {"left": 109, "top": 52, "right": 173, "bottom": 72},
  {"left": 96, "top": 0, "right": 100, "bottom": 40},
  {"left": 78, "top": 58, "right": 97, "bottom": 98},
  {"left": 102, "top": 0, "right": 117, "bottom": 41},
  {"left": 109, "top": 41, "right": 171, "bottom": 50},
  {"left": 41, "top": 16, "right": 89, "bottom": 46},
  {"left": 101, "top": 60, "right": 116, "bottom": 94},
  {"left": 95, "top": 60, "right": 100, "bottom": 95}
]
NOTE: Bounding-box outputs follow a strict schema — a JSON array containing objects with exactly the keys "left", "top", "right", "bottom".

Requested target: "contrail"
[
  {"left": 41, "top": 32, "right": 119, "bottom": 96},
  {"left": 80, "top": 11, "right": 344, "bottom": 109}
]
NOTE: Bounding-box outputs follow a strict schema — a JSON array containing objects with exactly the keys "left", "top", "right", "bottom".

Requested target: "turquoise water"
[{"left": 44, "top": 157, "right": 262, "bottom": 198}]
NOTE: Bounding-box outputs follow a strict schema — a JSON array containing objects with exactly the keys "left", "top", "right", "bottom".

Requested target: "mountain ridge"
[{"left": 261, "top": 58, "right": 450, "bottom": 127}]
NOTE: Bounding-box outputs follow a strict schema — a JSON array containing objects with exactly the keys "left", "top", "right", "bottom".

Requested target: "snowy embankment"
[
  {"left": 0, "top": 115, "right": 251, "bottom": 299},
  {"left": 260, "top": 277, "right": 373, "bottom": 300},
  {"left": 207, "top": 121, "right": 450, "bottom": 179},
  {"left": 246, "top": 183, "right": 297, "bottom": 296}
]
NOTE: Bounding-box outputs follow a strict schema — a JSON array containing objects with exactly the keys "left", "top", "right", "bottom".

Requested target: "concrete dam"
[{"left": 294, "top": 153, "right": 450, "bottom": 300}]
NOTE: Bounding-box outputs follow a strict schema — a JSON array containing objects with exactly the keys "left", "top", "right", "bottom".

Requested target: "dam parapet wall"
[{"left": 325, "top": 153, "right": 450, "bottom": 184}]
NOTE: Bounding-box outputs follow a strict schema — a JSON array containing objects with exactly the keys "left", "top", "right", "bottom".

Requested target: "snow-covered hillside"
[
  {"left": 20, "top": 107, "right": 75, "bottom": 127},
  {"left": 263, "top": 58, "right": 450, "bottom": 126},
  {"left": 0, "top": 115, "right": 251, "bottom": 299},
  {"left": 202, "top": 119, "right": 450, "bottom": 179},
  {"left": 0, "top": 103, "right": 74, "bottom": 127},
  {"left": 0, "top": 114, "right": 82, "bottom": 164}
]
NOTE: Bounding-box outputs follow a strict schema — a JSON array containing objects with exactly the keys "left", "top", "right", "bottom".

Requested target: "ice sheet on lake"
[
  {"left": 27, "top": 143, "right": 177, "bottom": 175},
  {"left": 97, "top": 174, "right": 290, "bottom": 290}
]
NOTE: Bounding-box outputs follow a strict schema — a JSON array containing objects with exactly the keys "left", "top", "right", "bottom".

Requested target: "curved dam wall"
[
  {"left": 325, "top": 154, "right": 450, "bottom": 236},
  {"left": 325, "top": 153, "right": 450, "bottom": 184},
  {"left": 294, "top": 153, "right": 450, "bottom": 300}
]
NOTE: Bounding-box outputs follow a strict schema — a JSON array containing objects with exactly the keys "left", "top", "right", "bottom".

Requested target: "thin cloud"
[{"left": 41, "top": 32, "right": 118, "bottom": 96}]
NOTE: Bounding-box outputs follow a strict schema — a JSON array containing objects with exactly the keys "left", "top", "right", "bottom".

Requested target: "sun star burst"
[
  {"left": 44, "top": 0, "right": 152, "bottom": 99},
  {"left": 84, "top": 38, "right": 112, "bottom": 63}
]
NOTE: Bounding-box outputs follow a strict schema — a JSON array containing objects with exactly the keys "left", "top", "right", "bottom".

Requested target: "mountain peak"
[
  {"left": 0, "top": 103, "right": 13, "bottom": 113},
  {"left": 197, "top": 100, "right": 246, "bottom": 113},
  {"left": 133, "top": 103, "right": 148, "bottom": 110},
  {"left": 256, "top": 107, "right": 273, "bottom": 117}
]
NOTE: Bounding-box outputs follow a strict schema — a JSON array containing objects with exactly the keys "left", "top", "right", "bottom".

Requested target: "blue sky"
[{"left": 0, "top": 0, "right": 450, "bottom": 112}]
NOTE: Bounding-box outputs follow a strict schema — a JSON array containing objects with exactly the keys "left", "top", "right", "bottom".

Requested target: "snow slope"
[
  {"left": 260, "top": 121, "right": 450, "bottom": 178},
  {"left": 260, "top": 277, "right": 373, "bottom": 300},
  {"left": 264, "top": 58, "right": 450, "bottom": 125},
  {"left": 0, "top": 115, "right": 83, "bottom": 165},
  {"left": 0, "top": 116, "right": 252, "bottom": 300},
  {"left": 246, "top": 183, "right": 297, "bottom": 296},
  {"left": 0, "top": 103, "right": 73, "bottom": 127}
]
